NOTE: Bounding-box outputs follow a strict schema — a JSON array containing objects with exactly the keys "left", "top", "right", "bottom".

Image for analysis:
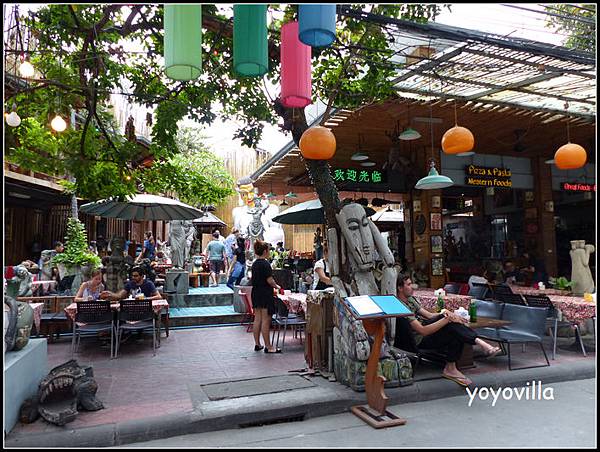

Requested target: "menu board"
[{"left": 344, "top": 295, "right": 412, "bottom": 318}]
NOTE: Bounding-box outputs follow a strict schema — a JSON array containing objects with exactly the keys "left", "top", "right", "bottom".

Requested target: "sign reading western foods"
[
  {"left": 332, "top": 168, "right": 386, "bottom": 184},
  {"left": 465, "top": 165, "right": 512, "bottom": 188}
]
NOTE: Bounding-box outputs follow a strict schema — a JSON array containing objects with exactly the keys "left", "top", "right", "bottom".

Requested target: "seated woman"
[
  {"left": 74, "top": 269, "right": 105, "bottom": 302},
  {"left": 396, "top": 274, "right": 501, "bottom": 387}
]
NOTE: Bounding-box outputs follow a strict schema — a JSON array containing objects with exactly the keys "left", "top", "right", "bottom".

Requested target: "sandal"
[
  {"left": 254, "top": 345, "right": 264, "bottom": 351},
  {"left": 442, "top": 373, "right": 472, "bottom": 387},
  {"left": 264, "top": 348, "right": 282, "bottom": 354}
]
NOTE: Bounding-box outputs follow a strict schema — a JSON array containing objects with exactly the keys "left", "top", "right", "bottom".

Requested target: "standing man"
[
  {"left": 204, "top": 232, "right": 227, "bottom": 287},
  {"left": 224, "top": 228, "right": 240, "bottom": 262}
]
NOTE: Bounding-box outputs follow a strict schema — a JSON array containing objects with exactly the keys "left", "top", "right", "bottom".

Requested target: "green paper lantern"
[
  {"left": 233, "top": 5, "right": 268, "bottom": 77},
  {"left": 164, "top": 4, "right": 202, "bottom": 81}
]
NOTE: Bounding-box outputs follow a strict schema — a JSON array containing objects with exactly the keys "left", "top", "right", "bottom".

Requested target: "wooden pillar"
[{"left": 531, "top": 156, "right": 558, "bottom": 277}]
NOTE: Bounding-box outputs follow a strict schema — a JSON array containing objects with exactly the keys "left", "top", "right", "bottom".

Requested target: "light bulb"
[
  {"left": 51, "top": 114, "right": 67, "bottom": 132},
  {"left": 19, "top": 61, "right": 35, "bottom": 78},
  {"left": 5, "top": 111, "right": 21, "bottom": 127}
]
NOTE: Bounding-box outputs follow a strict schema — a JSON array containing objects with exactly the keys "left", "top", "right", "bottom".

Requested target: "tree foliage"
[
  {"left": 4, "top": 4, "right": 448, "bottom": 214},
  {"left": 544, "top": 4, "right": 596, "bottom": 52},
  {"left": 51, "top": 217, "right": 102, "bottom": 269}
]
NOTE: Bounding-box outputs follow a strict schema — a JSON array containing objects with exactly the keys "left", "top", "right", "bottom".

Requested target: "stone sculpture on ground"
[
  {"left": 327, "top": 202, "right": 412, "bottom": 391},
  {"left": 4, "top": 295, "right": 34, "bottom": 352},
  {"left": 570, "top": 240, "right": 595, "bottom": 295},
  {"left": 19, "top": 359, "right": 104, "bottom": 426},
  {"left": 104, "top": 237, "right": 128, "bottom": 293},
  {"left": 7, "top": 265, "right": 34, "bottom": 298},
  {"left": 39, "top": 249, "right": 55, "bottom": 281},
  {"left": 169, "top": 220, "right": 187, "bottom": 269}
]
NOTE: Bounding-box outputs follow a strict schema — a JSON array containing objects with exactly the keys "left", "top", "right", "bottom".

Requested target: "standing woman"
[
  {"left": 227, "top": 236, "right": 247, "bottom": 290},
  {"left": 251, "top": 240, "right": 283, "bottom": 353}
]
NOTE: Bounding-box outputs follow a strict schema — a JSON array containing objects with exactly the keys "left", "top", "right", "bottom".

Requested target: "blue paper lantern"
[{"left": 298, "top": 5, "right": 336, "bottom": 48}]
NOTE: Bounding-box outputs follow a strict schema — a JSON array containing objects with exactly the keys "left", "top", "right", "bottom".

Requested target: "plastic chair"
[
  {"left": 271, "top": 298, "right": 306, "bottom": 352},
  {"left": 71, "top": 300, "right": 115, "bottom": 359},
  {"left": 239, "top": 289, "right": 255, "bottom": 332},
  {"left": 469, "top": 282, "right": 490, "bottom": 300},
  {"left": 115, "top": 300, "right": 157, "bottom": 358}
]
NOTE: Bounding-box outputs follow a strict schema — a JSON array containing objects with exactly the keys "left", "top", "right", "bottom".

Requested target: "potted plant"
[
  {"left": 51, "top": 218, "right": 102, "bottom": 292},
  {"left": 548, "top": 276, "right": 573, "bottom": 292}
]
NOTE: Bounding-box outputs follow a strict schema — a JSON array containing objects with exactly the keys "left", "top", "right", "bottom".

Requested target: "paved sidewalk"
[{"left": 5, "top": 325, "right": 596, "bottom": 447}]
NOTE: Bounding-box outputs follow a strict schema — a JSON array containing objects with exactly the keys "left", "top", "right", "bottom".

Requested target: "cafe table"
[
  {"left": 412, "top": 288, "right": 472, "bottom": 312},
  {"left": 64, "top": 298, "right": 170, "bottom": 344},
  {"left": 28, "top": 302, "right": 44, "bottom": 335}
]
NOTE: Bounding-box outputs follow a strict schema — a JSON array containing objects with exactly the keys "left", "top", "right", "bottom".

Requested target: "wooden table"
[{"left": 457, "top": 317, "right": 512, "bottom": 369}]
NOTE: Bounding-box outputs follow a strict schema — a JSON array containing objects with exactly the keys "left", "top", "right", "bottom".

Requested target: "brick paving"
[{"left": 9, "top": 325, "right": 594, "bottom": 436}]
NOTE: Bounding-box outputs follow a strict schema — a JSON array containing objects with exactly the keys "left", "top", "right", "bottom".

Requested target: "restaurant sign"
[
  {"left": 465, "top": 165, "right": 512, "bottom": 188},
  {"left": 332, "top": 168, "right": 386, "bottom": 184},
  {"left": 562, "top": 182, "right": 596, "bottom": 192}
]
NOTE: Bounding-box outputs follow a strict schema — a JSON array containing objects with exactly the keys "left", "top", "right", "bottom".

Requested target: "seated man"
[
  {"left": 99, "top": 266, "right": 162, "bottom": 301},
  {"left": 396, "top": 274, "right": 501, "bottom": 387},
  {"left": 503, "top": 260, "right": 522, "bottom": 285}
]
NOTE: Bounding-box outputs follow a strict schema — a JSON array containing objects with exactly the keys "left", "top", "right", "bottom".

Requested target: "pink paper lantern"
[{"left": 280, "top": 21, "right": 312, "bottom": 108}]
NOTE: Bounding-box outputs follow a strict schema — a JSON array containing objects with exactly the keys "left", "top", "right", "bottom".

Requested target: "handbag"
[{"left": 231, "top": 261, "right": 244, "bottom": 279}]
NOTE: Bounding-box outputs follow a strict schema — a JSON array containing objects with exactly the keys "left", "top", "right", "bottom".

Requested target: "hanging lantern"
[
  {"left": 299, "top": 126, "right": 336, "bottom": 160},
  {"left": 233, "top": 5, "right": 268, "bottom": 77},
  {"left": 50, "top": 114, "right": 67, "bottom": 132},
  {"left": 298, "top": 5, "right": 336, "bottom": 48},
  {"left": 280, "top": 21, "right": 312, "bottom": 108},
  {"left": 554, "top": 142, "right": 587, "bottom": 170},
  {"left": 164, "top": 5, "right": 202, "bottom": 81},
  {"left": 441, "top": 125, "right": 475, "bottom": 154},
  {"left": 5, "top": 104, "right": 21, "bottom": 127}
]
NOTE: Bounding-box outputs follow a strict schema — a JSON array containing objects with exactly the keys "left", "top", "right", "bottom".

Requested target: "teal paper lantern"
[
  {"left": 298, "top": 5, "right": 336, "bottom": 47},
  {"left": 164, "top": 5, "right": 202, "bottom": 80},
  {"left": 233, "top": 5, "right": 268, "bottom": 77}
]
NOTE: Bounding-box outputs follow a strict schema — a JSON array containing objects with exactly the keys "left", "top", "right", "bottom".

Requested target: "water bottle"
[
  {"left": 469, "top": 300, "right": 477, "bottom": 323},
  {"left": 436, "top": 295, "right": 445, "bottom": 313}
]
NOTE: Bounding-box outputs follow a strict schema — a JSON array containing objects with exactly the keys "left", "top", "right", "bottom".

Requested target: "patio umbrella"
[
  {"left": 370, "top": 207, "right": 405, "bottom": 232},
  {"left": 192, "top": 211, "right": 227, "bottom": 233},
  {"left": 272, "top": 199, "right": 375, "bottom": 225},
  {"left": 80, "top": 194, "right": 205, "bottom": 221}
]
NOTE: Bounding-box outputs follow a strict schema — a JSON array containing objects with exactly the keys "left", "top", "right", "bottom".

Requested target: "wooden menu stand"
[{"left": 340, "top": 297, "right": 411, "bottom": 429}]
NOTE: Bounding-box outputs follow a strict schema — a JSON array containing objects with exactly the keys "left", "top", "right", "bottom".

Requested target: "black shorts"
[{"left": 209, "top": 260, "right": 224, "bottom": 274}]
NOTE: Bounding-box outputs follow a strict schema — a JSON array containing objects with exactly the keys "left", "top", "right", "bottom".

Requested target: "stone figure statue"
[
  {"left": 7, "top": 265, "right": 34, "bottom": 298},
  {"left": 39, "top": 250, "right": 55, "bottom": 281},
  {"left": 247, "top": 198, "right": 269, "bottom": 243},
  {"left": 19, "top": 359, "right": 104, "bottom": 426},
  {"left": 104, "top": 237, "right": 128, "bottom": 293},
  {"left": 4, "top": 295, "right": 34, "bottom": 352},
  {"left": 570, "top": 240, "right": 595, "bottom": 295},
  {"left": 327, "top": 203, "right": 412, "bottom": 390},
  {"left": 169, "top": 220, "right": 188, "bottom": 269},
  {"left": 184, "top": 221, "right": 196, "bottom": 263}
]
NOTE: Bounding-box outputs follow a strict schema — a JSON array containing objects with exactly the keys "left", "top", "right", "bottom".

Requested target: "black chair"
[
  {"left": 115, "top": 299, "right": 157, "bottom": 357},
  {"left": 489, "top": 284, "right": 514, "bottom": 298},
  {"left": 443, "top": 283, "right": 460, "bottom": 295},
  {"left": 393, "top": 317, "right": 447, "bottom": 374},
  {"left": 468, "top": 282, "right": 490, "bottom": 300},
  {"left": 271, "top": 298, "right": 306, "bottom": 352},
  {"left": 476, "top": 303, "right": 550, "bottom": 370},
  {"left": 71, "top": 300, "right": 115, "bottom": 359},
  {"left": 524, "top": 294, "right": 584, "bottom": 359},
  {"left": 496, "top": 292, "right": 527, "bottom": 306}
]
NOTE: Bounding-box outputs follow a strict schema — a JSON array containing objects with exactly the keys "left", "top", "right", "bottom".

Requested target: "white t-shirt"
[
  {"left": 312, "top": 259, "right": 329, "bottom": 290},
  {"left": 468, "top": 275, "right": 489, "bottom": 289}
]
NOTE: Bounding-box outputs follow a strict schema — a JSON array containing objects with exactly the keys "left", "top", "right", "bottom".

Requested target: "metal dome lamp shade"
[
  {"left": 415, "top": 160, "right": 454, "bottom": 190},
  {"left": 298, "top": 4, "right": 336, "bottom": 48},
  {"left": 399, "top": 127, "right": 421, "bottom": 141},
  {"left": 351, "top": 152, "right": 369, "bottom": 161},
  {"left": 361, "top": 161, "right": 376, "bottom": 167},
  {"left": 233, "top": 5, "right": 268, "bottom": 77},
  {"left": 164, "top": 5, "right": 202, "bottom": 81}
]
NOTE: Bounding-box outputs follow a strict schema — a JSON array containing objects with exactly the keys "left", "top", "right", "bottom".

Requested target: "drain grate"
[{"left": 239, "top": 413, "right": 306, "bottom": 428}]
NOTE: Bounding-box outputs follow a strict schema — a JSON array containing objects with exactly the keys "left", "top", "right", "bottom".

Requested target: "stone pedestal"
[
  {"left": 4, "top": 338, "right": 48, "bottom": 434},
  {"left": 165, "top": 270, "right": 189, "bottom": 294}
]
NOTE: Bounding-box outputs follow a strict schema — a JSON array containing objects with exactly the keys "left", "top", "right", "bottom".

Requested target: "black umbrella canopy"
[{"left": 272, "top": 199, "right": 375, "bottom": 225}]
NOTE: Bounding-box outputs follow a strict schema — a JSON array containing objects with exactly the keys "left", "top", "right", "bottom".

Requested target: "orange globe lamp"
[
  {"left": 554, "top": 142, "right": 587, "bottom": 170},
  {"left": 299, "top": 126, "right": 336, "bottom": 160},
  {"left": 441, "top": 126, "right": 475, "bottom": 155}
]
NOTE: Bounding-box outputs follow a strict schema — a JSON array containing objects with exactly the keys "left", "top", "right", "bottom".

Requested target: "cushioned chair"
[
  {"left": 496, "top": 292, "right": 527, "bottom": 306},
  {"left": 489, "top": 283, "right": 514, "bottom": 299},
  {"left": 443, "top": 283, "right": 460, "bottom": 295},
  {"left": 71, "top": 300, "right": 115, "bottom": 359},
  {"left": 115, "top": 299, "right": 157, "bottom": 358},
  {"left": 476, "top": 303, "right": 550, "bottom": 370},
  {"left": 468, "top": 282, "right": 490, "bottom": 300}
]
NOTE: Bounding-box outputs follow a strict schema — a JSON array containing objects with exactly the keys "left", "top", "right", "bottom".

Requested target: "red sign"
[{"left": 562, "top": 182, "right": 596, "bottom": 192}]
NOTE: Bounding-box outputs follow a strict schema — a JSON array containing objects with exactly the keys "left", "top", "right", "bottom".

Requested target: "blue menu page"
[{"left": 370, "top": 295, "right": 412, "bottom": 315}]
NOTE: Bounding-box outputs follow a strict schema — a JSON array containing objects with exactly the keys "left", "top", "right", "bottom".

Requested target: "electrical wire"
[{"left": 500, "top": 4, "right": 596, "bottom": 25}]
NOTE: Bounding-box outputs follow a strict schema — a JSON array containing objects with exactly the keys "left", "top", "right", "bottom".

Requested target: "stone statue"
[
  {"left": 39, "top": 250, "right": 55, "bottom": 281},
  {"left": 570, "top": 240, "right": 595, "bottom": 295},
  {"left": 169, "top": 220, "right": 187, "bottom": 269},
  {"left": 19, "top": 359, "right": 104, "bottom": 426},
  {"left": 247, "top": 197, "right": 269, "bottom": 243},
  {"left": 328, "top": 203, "right": 412, "bottom": 390},
  {"left": 104, "top": 237, "right": 128, "bottom": 293},
  {"left": 184, "top": 221, "right": 196, "bottom": 263},
  {"left": 7, "top": 265, "right": 33, "bottom": 298},
  {"left": 4, "top": 295, "right": 34, "bottom": 352}
]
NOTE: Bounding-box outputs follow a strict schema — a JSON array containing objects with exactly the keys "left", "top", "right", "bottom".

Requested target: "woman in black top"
[
  {"left": 226, "top": 237, "right": 247, "bottom": 290},
  {"left": 251, "top": 240, "right": 283, "bottom": 353}
]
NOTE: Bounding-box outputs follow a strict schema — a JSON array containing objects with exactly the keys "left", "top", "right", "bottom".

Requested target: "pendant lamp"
[
  {"left": 554, "top": 116, "right": 587, "bottom": 170},
  {"left": 298, "top": 4, "right": 336, "bottom": 48},
  {"left": 280, "top": 21, "right": 312, "bottom": 108},
  {"left": 441, "top": 101, "right": 475, "bottom": 154},
  {"left": 351, "top": 152, "right": 369, "bottom": 161},
  {"left": 233, "top": 5, "right": 268, "bottom": 77},
  {"left": 399, "top": 127, "right": 421, "bottom": 141},
  {"left": 299, "top": 125, "right": 336, "bottom": 159},
  {"left": 361, "top": 161, "right": 376, "bottom": 167},
  {"left": 164, "top": 5, "right": 202, "bottom": 81},
  {"left": 415, "top": 160, "right": 454, "bottom": 190}
]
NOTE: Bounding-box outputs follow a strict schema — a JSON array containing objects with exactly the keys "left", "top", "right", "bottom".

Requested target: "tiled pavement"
[{"left": 8, "top": 324, "right": 595, "bottom": 440}]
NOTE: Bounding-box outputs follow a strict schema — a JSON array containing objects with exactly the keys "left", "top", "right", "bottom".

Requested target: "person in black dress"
[{"left": 251, "top": 240, "right": 283, "bottom": 353}]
